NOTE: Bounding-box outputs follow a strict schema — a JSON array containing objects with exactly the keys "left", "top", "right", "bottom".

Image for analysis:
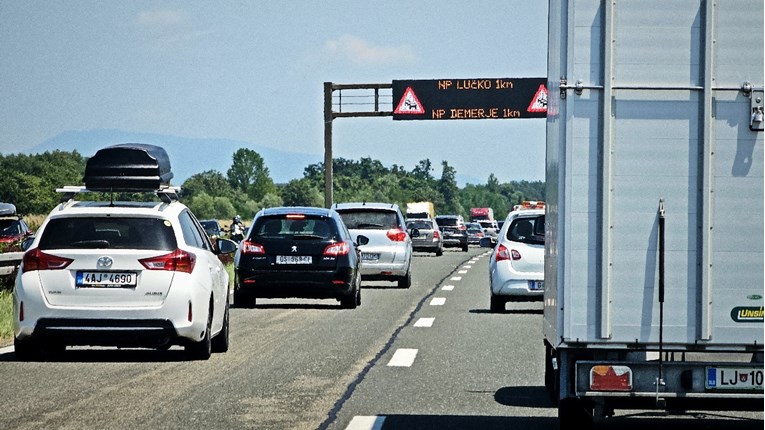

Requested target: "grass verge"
[{"left": 0, "top": 288, "right": 12, "bottom": 347}]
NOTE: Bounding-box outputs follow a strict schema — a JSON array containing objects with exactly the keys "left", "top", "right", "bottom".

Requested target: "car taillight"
[
  {"left": 433, "top": 230, "right": 440, "bottom": 239},
  {"left": 458, "top": 224, "right": 466, "bottom": 231},
  {"left": 387, "top": 228, "right": 408, "bottom": 242},
  {"left": 324, "top": 241, "right": 350, "bottom": 256},
  {"left": 139, "top": 249, "right": 196, "bottom": 273},
  {"left": 495, "top": 244, "right": 521, "bottom": 262},
  {"left": 240, "top": 240, "right": 265, "bottom": 255},
  {"left": 21, "top": 248, "right": 73, "bottom": 272}
]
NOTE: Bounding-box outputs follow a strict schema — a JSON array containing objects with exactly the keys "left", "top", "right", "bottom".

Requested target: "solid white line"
[
  {"left": 450, "top": 276, "right": 462, "bottom": 281},
  {"left": 430, "top": 297, "right": 446, "bottom": 306},
  {"left": 414, "top": 317, "right": 435, "bottom": 327},
  {"left": 346, "top": 415, "right": 386, "bottom": 430},
  {"left": 441, "top": 285, "right": 454, "bottom": 291},
  {"left": 387, "top": 348, "right": 418, "bottom": 367}
]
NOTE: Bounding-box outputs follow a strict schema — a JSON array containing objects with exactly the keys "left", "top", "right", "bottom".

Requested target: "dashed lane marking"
[
  {"left": 414, "top": 317, "right": 435, "bottom": 327},
  {"left": 430, "top": 297, "right": 446, "bottom": 306},
  {"left": 345, "top": 415, "right": 386, "bottom": 430},
  {"left": 450, "top": 276, "right": 462, "bottom": 281},
  {"left": 441, "top": 285, "right": 454, "bottom": 291},
  {"left": 387, "top": 348, "right": 418, "bottom": 367}
]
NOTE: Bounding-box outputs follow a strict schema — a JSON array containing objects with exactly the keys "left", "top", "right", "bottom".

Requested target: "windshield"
[
  {"left": 0, "top": 219, "right": 22, "bottom": 237},
  {"left": 407, "top": 220, "right": 434, "bottom": 230},
  {"left": 39, "top": 217, "right": 177, "bottom": 250}
]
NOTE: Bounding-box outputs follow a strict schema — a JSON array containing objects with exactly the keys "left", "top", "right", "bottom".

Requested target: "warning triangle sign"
[
  {"left": 527, "top": 84, "right": 548, "bottom": 113},
  {"left": 394, "top": 87, "right": 425, "bottom": 114}
]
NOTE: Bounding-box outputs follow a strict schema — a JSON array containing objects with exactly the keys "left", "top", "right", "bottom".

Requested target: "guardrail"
[{"left": 0, "top": 252, "right": 23, "bottom": 276}]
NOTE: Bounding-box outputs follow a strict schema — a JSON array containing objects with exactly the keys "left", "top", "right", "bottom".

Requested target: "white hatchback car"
[
  {"left": 13, "top": 144, "right": 238, "bottom": 360},
  {"left": 332, "top": 202, "right": 413, "bottom": 288},
  {"left": 488, "top": 206, "right": 545, "bottom": 312}
]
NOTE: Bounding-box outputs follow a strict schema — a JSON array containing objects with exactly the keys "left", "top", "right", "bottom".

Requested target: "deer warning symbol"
[
  {"left": 394, "top": 87, "right": 425, "bottom": 114},
  {"left": 527, "top": 84, "right": 548, "bottom": 113}
]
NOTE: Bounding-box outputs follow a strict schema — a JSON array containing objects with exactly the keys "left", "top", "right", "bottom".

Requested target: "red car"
[{"left": 0, "top": 203, "right": 33, "bottom": 245}]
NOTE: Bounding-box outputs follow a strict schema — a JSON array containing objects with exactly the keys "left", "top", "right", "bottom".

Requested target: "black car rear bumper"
[{"left": 236, "top": 267, "right": 356, "bottom": 299}]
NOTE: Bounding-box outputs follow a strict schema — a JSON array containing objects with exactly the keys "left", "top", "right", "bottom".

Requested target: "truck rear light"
[
  {"left": 241, "top": 240, "right": 265, "bottom": 255},
  {"left": 139, "top": 249, "right": 196, "bottom": 273},
  {"left": 590, "top": 365, "right": 633, "bottom": 391},
  {"left": 324, "top": 241, "right": 350, "bottom": 256},
  {"left": 21, "top": 248, "right": 73, "bottom": 272},
  {"left": 387, "top": 228, "right": 408, "bottom": 242}
]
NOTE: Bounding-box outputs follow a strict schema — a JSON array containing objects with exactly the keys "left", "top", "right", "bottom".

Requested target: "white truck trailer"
[{"left": 543, "top": 0, "right": 764, "bottom": 427}]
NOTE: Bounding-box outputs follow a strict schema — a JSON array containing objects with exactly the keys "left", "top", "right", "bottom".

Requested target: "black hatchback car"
[{"left": 233, "top": 207, "right": 368, "bottom": 309}]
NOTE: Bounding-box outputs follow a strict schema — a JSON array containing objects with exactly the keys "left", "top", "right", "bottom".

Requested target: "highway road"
[{"left": 1, "top": 247, "right": 761, "bottom": 430}]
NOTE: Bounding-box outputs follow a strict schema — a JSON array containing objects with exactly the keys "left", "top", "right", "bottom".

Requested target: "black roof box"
[{"left": 84, "top": 143, "right": 173, "bottom": 191}]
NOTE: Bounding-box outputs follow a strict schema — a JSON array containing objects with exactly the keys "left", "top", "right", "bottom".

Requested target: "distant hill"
[{"left": 27, "top": 129, "right": 322, "bottom": 185}]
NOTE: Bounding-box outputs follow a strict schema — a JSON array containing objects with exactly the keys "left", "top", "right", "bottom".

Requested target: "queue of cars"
[{"left": 9, "top": 143, "right": 545, "bottom": 360}]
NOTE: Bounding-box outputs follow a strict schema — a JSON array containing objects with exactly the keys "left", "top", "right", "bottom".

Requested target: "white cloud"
[{"left": 325, "top": 34, "right": 418, "bottom": 67}]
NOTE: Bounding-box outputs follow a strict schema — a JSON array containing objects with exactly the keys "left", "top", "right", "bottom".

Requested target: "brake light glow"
[
  {"left": 386, "top": 228, "right": 408, "bottom": 242},
  {"left": 458, "top": 224, "right": 466, "bottom": 231},
  {"left": 590, "top": 365, "right": 633, "bottom": 391},
  {"left": 21, "top": 248, "right": 73, "bottom": 272},
  {"left": 241, "top": 240, "right": 265, "bottom": 255},
  {"left": 433, "top": 230, "right": 440, "bottom": 239},
  {"left": 286, "top": 214, "right": 305, "bottom": 220},
  {"left": 324, "top": 241, "right": 350, "bottom": 256},
  {"left": 139, "top": 249, "right": 196, "bottom": 273},
  {"left": 495, "top": 244, "right": 510, "bottom": 262}
]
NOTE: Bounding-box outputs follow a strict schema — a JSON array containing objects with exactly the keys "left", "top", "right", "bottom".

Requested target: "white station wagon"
[{"left": 13, "top": 144, "right": 238, "bottom": 360}]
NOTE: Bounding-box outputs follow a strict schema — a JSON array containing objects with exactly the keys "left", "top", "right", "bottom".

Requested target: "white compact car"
[
  {"left": 332, "top": 202, "right": 413, "bottom": 288},
  {"left": 488, "top": 204, "right": 545, "bottom": 312},
  {"left": 13, "top": 143, "right": 238, "bottom": 360}
]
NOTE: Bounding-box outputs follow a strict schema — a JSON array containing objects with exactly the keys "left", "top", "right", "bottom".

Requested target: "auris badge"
[{"left": 731, "top": 306, "right": 764, "bottom": 323}]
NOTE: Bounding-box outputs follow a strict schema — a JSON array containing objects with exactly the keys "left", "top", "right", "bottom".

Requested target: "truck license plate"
[{"left": 706, "top": 367, "right": 764, "bottom": 390}]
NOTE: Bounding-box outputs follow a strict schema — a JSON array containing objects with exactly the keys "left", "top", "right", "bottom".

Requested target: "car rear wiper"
[
  {"left": 292, "top": 234, "right": 326, "bottom": 240},
  {"left": 357, "top": 223, "right": 384, "bottom": 228}
]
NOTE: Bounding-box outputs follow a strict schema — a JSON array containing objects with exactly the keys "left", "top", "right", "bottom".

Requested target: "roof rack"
[{"left": 56, "top": 185, "right": 181, "bottom": 203}]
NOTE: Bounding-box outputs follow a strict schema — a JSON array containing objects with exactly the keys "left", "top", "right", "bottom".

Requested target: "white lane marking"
[
  {"left": 346, "top": 415, "right": 386, "bottom": 430},
  {"left": 450, "top": 276, "right": 462, "bottom": 281},
  {"left": 458, "top": 270, "right": 468, "bottom": 274},
  {"left": 463, "top": 265, "right": 472, "bottom": 269},
  {"left": 430, "top": 297, "right": 446, "bottom": 306},
  {"left": 442, "top": 285, "right": 454, "bottom": 291},
  {"left": 414, "top": 317, "right": 435, "bottom": 327},
  {"left": 387, "top": 348, "right": 418, "bottom": 367}
]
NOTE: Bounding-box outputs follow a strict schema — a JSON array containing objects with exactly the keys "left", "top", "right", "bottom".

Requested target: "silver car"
[
  {"left": 406, "top": 218, "right": 443, "bottom": 256},
  {"left": 332, "top": 202, "right": 413, "bottom": 288}
]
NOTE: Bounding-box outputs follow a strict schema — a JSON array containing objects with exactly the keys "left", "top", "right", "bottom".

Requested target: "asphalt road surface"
[{"left": 1, "top": 247, "right": 762, "bottom": 430}]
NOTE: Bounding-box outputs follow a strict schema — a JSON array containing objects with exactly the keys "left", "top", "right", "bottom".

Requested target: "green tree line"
[{"left": 0, "top": 148, "right": 544, "bottom": 221}]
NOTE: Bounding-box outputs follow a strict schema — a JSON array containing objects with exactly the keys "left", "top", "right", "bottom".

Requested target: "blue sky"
[{"left": 0, "top": 1, "right": 549, "bottom": 185}]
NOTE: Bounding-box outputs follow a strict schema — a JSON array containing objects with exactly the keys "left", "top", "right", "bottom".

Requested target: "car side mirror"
[
  {"left": 356, "top": 235, "right": 369, "bottom": 246},
  {"left": 216, "top": 238, "right": 239, "bottom": 254},
  {"left": 21, "top": 236, "right": 34, "bottom": 251},
  {"left": 409, "top": 228, "right": 420, "bottom": 238}
]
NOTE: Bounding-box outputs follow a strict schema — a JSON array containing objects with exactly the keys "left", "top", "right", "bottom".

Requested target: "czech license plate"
[
  {"left": 361, "top": 252, "right": 380, "bottom": 261},
  {"left": 529, "top": 280, "right": 544, "bottom": 290},
  {"left": 706, "top": 367, "right": 764, "bottom": 390},
  {"left": 76, "top": 271, "right": 137, "bottom": 288},
  {"left": 276, "top": 255, "right": 312, "bottom": 264}
]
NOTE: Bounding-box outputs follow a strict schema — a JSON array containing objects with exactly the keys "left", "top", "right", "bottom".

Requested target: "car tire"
[
  {"left": 234, "top": 287, "right": 256, "bottom": 309},
  {"left": 398, "top": 270, "right": 412, "bottom": 289},
  {"left": 340, "top": 289, "right": 358, "bottom": 309},
  {"left": 14, "top": 336, "right": 40, "bottom": 361},
  {"left": 211, "top": 299, "right": 230, "bottom": 353},
  {"left": 461, "top": 243, "right": 469, "bottom": 252},
  {"left": 435, "top": 248, "right": 443, "bottom": 257},
  {"left": 186, "top": 308, "right": 212, "bottom": 360},
  {"left": 490, "top": 296, "right": 506, "bottom": 313}
]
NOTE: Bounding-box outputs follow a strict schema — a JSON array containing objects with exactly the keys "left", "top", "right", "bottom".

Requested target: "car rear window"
[
  {"left": 406, "top": 220, "right": 434, "bottom": 230},
  {"left": 38, "top": 217, "right": 177, "bottom": 250},
  {"left": 0, "top": 219, "right": 23, "bottom": 237},
  {"left": 507, "top": 215, "right": 545, "bottom": 245},
  {"left": 250, "top": 216, "right": 336, "bottom": 240},
  {"left": 337, "top": 210, "right": 398, "bottom": 230},
  {"left": 436, "top": 217, "right": 460, "bottom": 227}
]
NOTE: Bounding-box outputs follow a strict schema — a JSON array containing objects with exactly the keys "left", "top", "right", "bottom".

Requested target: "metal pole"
[{"left": 324, "top": 82, "right": 333, "bottom": 208}]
